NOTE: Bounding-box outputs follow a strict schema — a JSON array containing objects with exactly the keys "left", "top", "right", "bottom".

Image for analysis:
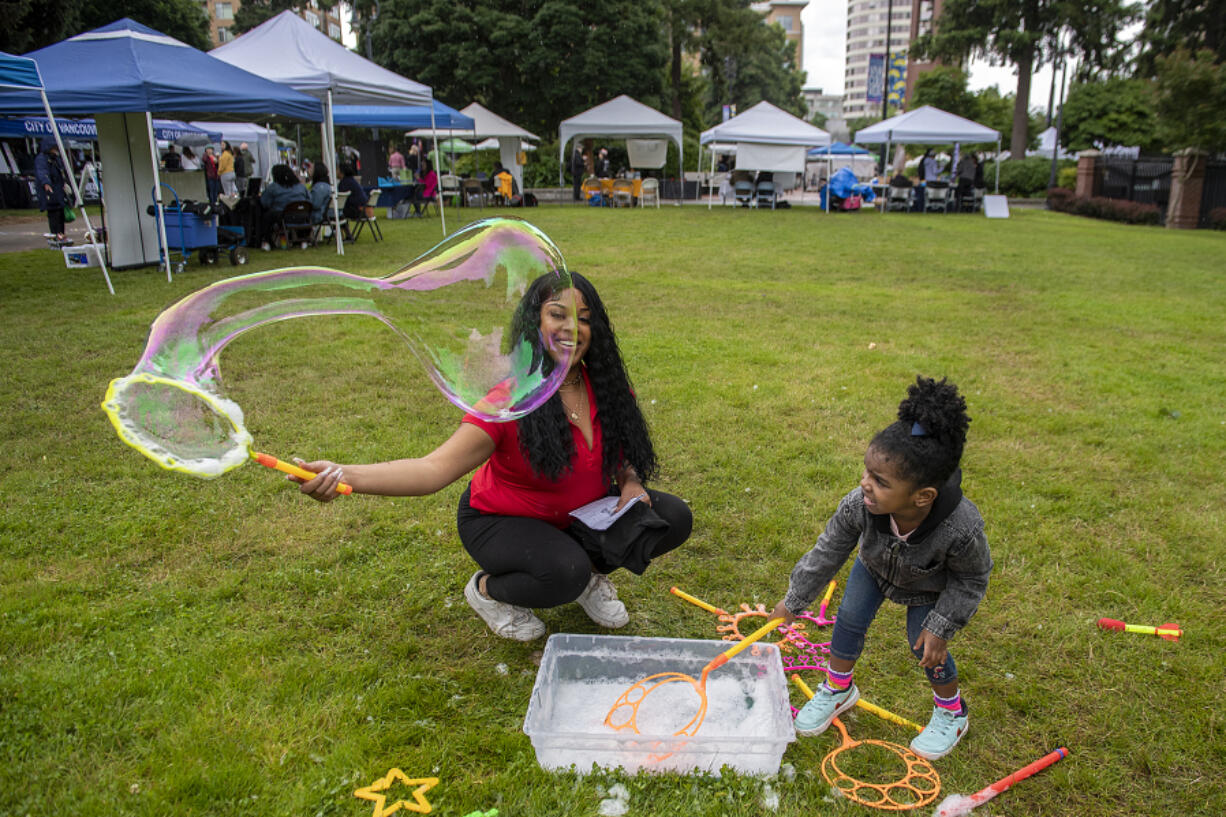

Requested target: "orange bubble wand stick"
[
  {"left": 934, "top": 747, "right": 1069, "bottom": 816},
  {"left": 1097, "top": 618, "right": 1181, "bottom": 641},
  {"left": 251, "top": 451, "right": 352, "bottom": 495}
]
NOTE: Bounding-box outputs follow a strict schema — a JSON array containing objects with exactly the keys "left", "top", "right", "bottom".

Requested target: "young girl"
[{"left": 771, "top": 376, "right": 991, "bottom": 760}]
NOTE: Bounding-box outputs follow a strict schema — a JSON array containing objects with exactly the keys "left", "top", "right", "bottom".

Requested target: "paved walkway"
[{"left": 0, "top": 215, "right": 94, "bottom": 253}]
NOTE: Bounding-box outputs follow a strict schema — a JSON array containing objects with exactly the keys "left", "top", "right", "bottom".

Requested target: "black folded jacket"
[{"left": 568, "top": 501, "right": 672, "bottom": 575}]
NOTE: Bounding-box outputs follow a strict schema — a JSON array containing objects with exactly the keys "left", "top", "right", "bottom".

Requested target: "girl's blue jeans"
[{"left": 829, "top": 558, "right": 958, "bottom": 686}]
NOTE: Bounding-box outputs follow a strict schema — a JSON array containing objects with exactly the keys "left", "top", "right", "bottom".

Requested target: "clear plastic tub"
[{"left": 523, "top": 633, "right": 794, "bottom": 775}]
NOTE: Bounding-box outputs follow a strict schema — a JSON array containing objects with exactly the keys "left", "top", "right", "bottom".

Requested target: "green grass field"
[{"left": 2, "top": 205, "right": 1223, "bottom": 816}]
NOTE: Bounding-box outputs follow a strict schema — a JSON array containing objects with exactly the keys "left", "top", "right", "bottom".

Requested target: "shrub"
[
  {"left": 1208, "top": 207, "right": 1226, "bottom": 230},
  {"left": 1057, "top": 165, "right": 1078, "bottom": 190},
  {"left": 998, "top": 158, "right": 1056, "bottom": 197},
  {"left": 1046, "top": 189, "right": 1161, "bottom": 225},
  {"left": 1047, "top": 187, "right": 1075, "bottom": 212}
]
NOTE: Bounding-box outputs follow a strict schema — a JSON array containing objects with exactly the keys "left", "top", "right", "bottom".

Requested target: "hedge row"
[{"left": 1047, "top": 188, "right": 1162, "bottom": 225}]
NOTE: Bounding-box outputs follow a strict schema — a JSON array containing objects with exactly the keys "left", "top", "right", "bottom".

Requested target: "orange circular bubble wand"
[
  {"left": 792, "top": 675, "right": 940, "bottom": 811},
  {"left": 605, "top": 618, "right": 783, "bottom": 737}
]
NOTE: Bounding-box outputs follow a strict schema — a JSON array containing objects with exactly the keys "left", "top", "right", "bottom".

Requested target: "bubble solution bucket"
[{"left": 523, "top": 633, "right": 794, "bottom": 775}]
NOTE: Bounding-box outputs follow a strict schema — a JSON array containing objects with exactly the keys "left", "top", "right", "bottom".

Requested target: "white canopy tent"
[
  {"left": 557, "top": 95, "right": 683, "bottom": 190},
  {"left": 854, "top": 105, "right": 1002, "bottom": 192},
  {"left": 211, "top": 11, "right": 444, "bottom": 242},
  {"left": 699, "top": 101, "right": 831, "bottom": 209},
  {"left": 410, "top": 102, "right": 538, "bottom": 197}
]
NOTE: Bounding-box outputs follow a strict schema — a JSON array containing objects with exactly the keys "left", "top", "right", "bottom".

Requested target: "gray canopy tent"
[{"left": 854, "top": 106, "right": 1002, "bottom": 192}]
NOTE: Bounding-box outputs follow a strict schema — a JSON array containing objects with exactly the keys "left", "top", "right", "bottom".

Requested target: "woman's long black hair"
[{"left": 511, "top": 272, "right": 658, "bottom": 485}]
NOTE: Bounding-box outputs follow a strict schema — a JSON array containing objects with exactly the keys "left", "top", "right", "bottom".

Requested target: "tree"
[
  {"left": 911, "top": 0, "right": 1139, "bottom": 160},
  {"left": 2, "top": 0, "right": 210, "bottom": 54},
  {"left": 911, "top": 65, "right": 977, "bottom": 119},
  {"left": 1135, "top": 0, "right": 1226, "bottom": 78},
  {"left": 1059, "top": 77, "right": 1159, "bottom": 152},
  {"left": 1151, "top": 48, "right": 1226, "bottom": 154},
  {"left": 697, "top": 0, "right": 806, "bottom": 122},
  {"left": 370, "top": 0, "right": 668, "bottom": 138}
]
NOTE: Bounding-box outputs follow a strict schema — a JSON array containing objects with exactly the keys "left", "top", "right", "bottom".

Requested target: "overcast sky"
[{"left": 800, "top": 1, "right": 1059, "bottom": 112}]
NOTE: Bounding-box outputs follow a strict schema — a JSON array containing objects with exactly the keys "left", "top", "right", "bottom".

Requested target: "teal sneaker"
[
  {"left": 909, "top": 704, "right": 969, "bottom": 760},
  {"left": 794, "top": 683, "right": 860, "bottom": 736}
]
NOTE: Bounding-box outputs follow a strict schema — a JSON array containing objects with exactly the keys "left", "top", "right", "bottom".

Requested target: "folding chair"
[
  {"left": 755, "top": 180, "right": 777, "bottom": 210},
  {"left": 581, "top": 177, "right": 602, "bottom": 204},
  {"left": 639, "top": 177, "right": 660, "bottom": 208},
  {"left": 460, "top": 178, "right": 485, "bottom": 208},
  {"left": 280, "top": 200, "right": 314, "bottom": 249},
  {"left": 612, "top": 179, "right": 634, "bottom": 207},
  {"left": 439, "top": 175, "right": 461, "bottom": 208},
  {"left": 887, "top": 186, "right": 913, "bottom": 212},
  {"left": 351, "top": 188, "right": 383, "bottom": 242},
  {"left": 924, "top": 183, "right": 951, "bottom": 213},
  {"left": 733, "top": 180, "right": 754, "bottom": 207}
]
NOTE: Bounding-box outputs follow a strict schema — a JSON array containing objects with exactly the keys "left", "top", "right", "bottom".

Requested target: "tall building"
[
  {"left": 842, "top": 0, "right": 913, "bottom": 120},
  {"left": 904, "top": 0, "right": 944, "bottom": 110},
  {"left": 202, "top": 1, "right": 343, "bottom": 47},
  {"left": 753, "top": 0, "right": 809, "bottom": 71}
]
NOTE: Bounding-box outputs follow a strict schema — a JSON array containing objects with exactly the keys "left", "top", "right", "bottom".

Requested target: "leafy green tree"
[
  {"left": 911, "top": 65, "right": 977, "bottom": 119},
  {"left": 370, "top": 0, "right": 668, "bottom": 138},
  {"left": 1151, "top": 48, "right": 1226, "bottom": 154},
  {"left": 972, "top": 85, "right": 1014, "bottom": 138},
  {"left": 808, "top": 111, "right": 828, "bottom": 130},
  {"left": 2, "top": 0, "right": 210, "bottom": 54},
  {"left": 698, "top": 0, "right": 806, "bottom": 122},
  {"left": 1059, "top": 77, "right": 1159, "bottom": 152},
  {"left": 1135, "top": 0, "right": 1226, "bottom": 78},
  {"left": 911, "top": 0, "right": 1139, "bottom": 160},
  {"left": 234, "top": 0, "right": 339, "bottom": 37}
]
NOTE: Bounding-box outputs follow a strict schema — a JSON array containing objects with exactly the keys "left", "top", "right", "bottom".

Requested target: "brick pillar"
[
  {"left": 1166, "top": 148, "right": 1207, "bottom": 230},
  {"left": 1075, "top": 149, "right": 1099, "bottom": 197}
]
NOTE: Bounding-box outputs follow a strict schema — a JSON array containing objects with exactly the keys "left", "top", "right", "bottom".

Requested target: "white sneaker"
[
  {"left": 575, "top": 573, "right": 629, "bottom": 628},
  {"left": 463, "top": 572, "right": 545, "bottom": 641}
]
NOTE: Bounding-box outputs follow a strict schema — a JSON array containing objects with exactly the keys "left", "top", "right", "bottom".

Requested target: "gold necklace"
[{"left": 560, "top": 383, "right": 585, "bottom": 421}]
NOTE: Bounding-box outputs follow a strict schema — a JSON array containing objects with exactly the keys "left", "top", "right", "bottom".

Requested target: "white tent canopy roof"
[
  {"left": 559, "top": 94, "right": 683, "bottom": 146},
  {"left": 408, "top": 101, "right": 538, "bottom": 141},
  {"left": 210, "top": 11, "right": 431, "bottom": 105},
  {"left": 854, "top": 105, "right": 999, "bottom": 144},
  {"left": 557, "top": 94, "right": 684, "bottom": 184},
  {"left": 700, "top": 101, "right": 830, "bottom": 147}
]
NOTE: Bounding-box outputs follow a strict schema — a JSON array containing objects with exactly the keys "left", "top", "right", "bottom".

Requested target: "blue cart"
[{"left": 152, "top": 184, "right": 248, "bottom": 274}]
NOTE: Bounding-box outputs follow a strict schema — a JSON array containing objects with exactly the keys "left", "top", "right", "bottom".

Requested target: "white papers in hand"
[{"left": 568, "top": 494, "right": 642, "bottom": 531}]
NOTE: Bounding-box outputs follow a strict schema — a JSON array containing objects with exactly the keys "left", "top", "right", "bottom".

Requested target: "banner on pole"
[
  {"left": 867, "top": 54, "right": 885, "bottom": 104},
  {"left": 888, "top": 52, "right": 908, "bottom": 108}
]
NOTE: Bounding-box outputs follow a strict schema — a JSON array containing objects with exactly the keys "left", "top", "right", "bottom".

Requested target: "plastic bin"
[
  {"left": 62, "top": 243, "right": 103, "bottom": 269},
  {"left": 523, "top": 633, "right": 794, "bottom": 775},
  {"left": 162, "top": 209, "right": 217, "bottom": 248}
]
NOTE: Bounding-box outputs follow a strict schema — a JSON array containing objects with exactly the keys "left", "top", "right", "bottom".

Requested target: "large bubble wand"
[{"left": 102, "top": 218, "right": 574, "bottom": 484}]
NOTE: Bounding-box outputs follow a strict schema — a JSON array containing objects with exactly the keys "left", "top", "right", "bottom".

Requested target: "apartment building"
[
  {"left": 842, "top": 0, "right": 912, "bottom": 120},
  {"left": 202, "top": 1, "right": 343, "bottom": 47},
  {"left": 753, "top": 0, "right": 809, "bottom": 70}
]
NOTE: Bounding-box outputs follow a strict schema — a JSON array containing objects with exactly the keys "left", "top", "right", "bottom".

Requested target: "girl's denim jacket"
[{"left": 783, "top": 471, "right": 992, "bottom": 641}]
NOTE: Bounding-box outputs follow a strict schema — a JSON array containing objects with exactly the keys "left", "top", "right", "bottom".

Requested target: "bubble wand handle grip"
[
  {"left": 253, "top": 451, "right": 353, "bottom": 495},
  {"left": 1097, "top": 618, "right": 1181, "bottom": 639}
]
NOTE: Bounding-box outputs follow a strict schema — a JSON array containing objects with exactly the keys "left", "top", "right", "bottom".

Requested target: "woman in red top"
[{"left": 293, "top": 272, "right": 692, "bottom": 641}]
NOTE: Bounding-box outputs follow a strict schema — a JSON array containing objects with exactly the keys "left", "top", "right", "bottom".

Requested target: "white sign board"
[{"left": 983, "top": 194, "right": 1010, "bottom": 219}]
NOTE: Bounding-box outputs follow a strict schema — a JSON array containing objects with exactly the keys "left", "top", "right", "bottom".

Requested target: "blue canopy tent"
[
  {"left": 0, "top": 19, "right": 323, "bottom": 279},
  {"left": 331, "top": 102, "right": 473, "bottom": 131},
  {"left": 806, "top": 141, "right": 872, "bottom": 158},
  {"left": 0, "top": 116, "right": 221, "bottom": 143},
  {"left": 0, "top": 50, "right": 114, "bottom": 292}
]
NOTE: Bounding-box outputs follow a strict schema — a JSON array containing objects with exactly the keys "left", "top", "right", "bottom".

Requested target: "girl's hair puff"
[{"left": 870, "top": 376, "right": 970, "bottom": 489}]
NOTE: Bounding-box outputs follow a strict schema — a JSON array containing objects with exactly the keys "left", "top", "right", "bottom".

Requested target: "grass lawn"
[{"left": 1, "top": 205, "right": 1223, "bottom": 816}]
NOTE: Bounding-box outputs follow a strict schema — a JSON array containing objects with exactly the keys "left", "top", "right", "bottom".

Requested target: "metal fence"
[
  {"left": 1095, "top": 156, "right": 1173, "bottom": 221},
  {"left": 1200, "top": 160, "right": 1226, "bottom": 227}
]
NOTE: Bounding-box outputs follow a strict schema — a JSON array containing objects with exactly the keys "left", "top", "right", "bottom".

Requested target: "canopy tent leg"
[
  {"left": 995, "top": 137, "right": 1001, "bottom": 193},
  {"left": 707, "top": 148, "right": 714, "bottom": 210},
  {"left": 326, "top": 91, "right": 344, "bottom": 256},
  {"left": 145, "top": 112, "right": 172, "bottom": 280},
  {"left": 40, "top": 89, "right": 113, "bottom": 294},
  {"left": 431, "top": 104, "right": 446, "bottom": 236}
]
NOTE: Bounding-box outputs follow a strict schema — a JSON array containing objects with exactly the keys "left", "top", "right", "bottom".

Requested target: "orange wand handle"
[
  {"left": 670, "top": 586, "right": 729, "bottom": 616},
  {"left": 252, "top": 451, "right": 352, "bottom": 495},
  {"left": 1097, "top": 618, "right": 1181, "bottom": 640},
  {"left": 982, "top": 747, "right": 1068, "bottom": 797}
]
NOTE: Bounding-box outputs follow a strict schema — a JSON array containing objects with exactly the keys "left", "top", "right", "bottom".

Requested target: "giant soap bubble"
[{"left": 102, "top": 217, "right": 576, "bottom": 479}]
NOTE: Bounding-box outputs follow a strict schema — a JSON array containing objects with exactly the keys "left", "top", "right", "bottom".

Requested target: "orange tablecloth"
[{"left": 600, "top": 178, "right": 614, "bottom": 196}]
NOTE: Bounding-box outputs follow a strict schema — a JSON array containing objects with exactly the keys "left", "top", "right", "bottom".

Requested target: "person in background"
[
  {"left": 337, "top": 163, "right": 368, "bottom": 222},
  {"left": 413, "top": 158, "right": 438, "bottom": 217},
  {"left": 955, "top": 151, "right": 977, "bottom": 202},
  {"left": 202, "top": 146, "right": 220, "bottom": 204},
  {"left": 309, "top": 164, "right": 333, "bottom": 225},
  {"left": 407, "top": 140, "right": 421, "bottom": 176},
  {"left": 890, "top": 169, "right": 913, "bottom": 188},
  {"left": 596, "top": 147, "right": 611, "bottom": 178},
  {"left": 921, "top": 149, "right": 939, "bottom": 184},
  {"left": 973, "top": 153, "right": 985, "bottom": 190},
  {"left": 258, "top": 163, "right": 309, "bottom": 250},
  {"left": 180, "top": 145, "right": 200, "bottom": 171},
  {"left": 570, "top": 145, "right": 585, "bottom": 201},
  {"left": 237, "top": 142, "right": 256, "bottom": 195},
  {"left": 218, "top": 141, "right": 237, "bottom": 196},
  {"left": 388, "top": 144, "right": 406, "bottom": 181},
  {"left": 35, "top": 135, "right": 70, "bottom": 244},
  {"left": 162, "top": 144, "right": 182, "bottom": 171}
]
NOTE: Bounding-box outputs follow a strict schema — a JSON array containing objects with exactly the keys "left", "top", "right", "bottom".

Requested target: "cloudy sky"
[{"left": 799, "top": 1, "right": 1059, "bottom": 111}]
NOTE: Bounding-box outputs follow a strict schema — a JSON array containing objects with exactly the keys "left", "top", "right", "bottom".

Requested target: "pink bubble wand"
[{"left": 933, "top": 747, "right": 1069, "bottom": 817}]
